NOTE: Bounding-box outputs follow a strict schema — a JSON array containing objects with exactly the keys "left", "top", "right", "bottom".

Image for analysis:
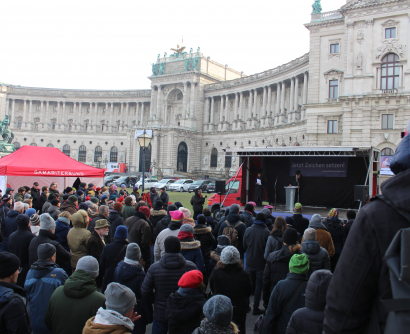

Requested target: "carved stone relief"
[
  {"left": 375, "top": 41, "right": 406, "bottom": 60},
  {"left": 357, "top": 30, "right": 364, "bottom": 44}
]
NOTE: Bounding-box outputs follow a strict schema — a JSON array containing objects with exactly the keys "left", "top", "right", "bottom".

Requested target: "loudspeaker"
[
  {"left": 354, "top": 185, "right": 369, "bottom": 202},
  {"left": 215, "top": 180, "right": 226, "bottom": 194}
]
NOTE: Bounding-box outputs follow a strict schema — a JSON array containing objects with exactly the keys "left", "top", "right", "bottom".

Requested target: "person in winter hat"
[
  {"left": 302, "top": 228, "right": 330, "bottom": 276},
  {"left": 108, "top": 201, "right": 124, "bottom": 238},
  {"left": 25, "top": 243, "right": 68, "bottom": 334},
  {"left": 209, "top": 235, "right": 231, "bottom": 271},
  {"left": 154, "top": 209, "right": 183, "bottom": 262},
  {"left": 44, "top": 256, "right": 106, "bottom": 334},
  {"left": 323, "top": 208, "right": 344, "bottom": 272},
  {"left": 30, "top": 212, "right": 41, "bottom": 236},
  {"left": 122, "top": 196, "right": 135, "bottom": 221},
  {"left": 287, "top": 269, "right": 333, "bottom": 334},
  {"left": 264, "top": 216, "right": 289, "bottom": 260},
  {"left": 192, "top": 295, "right": 239, "bottom": 334},
  {"left": 178, "top": 223, "right": 206, "bottom": 273},
  {"left": 67, "top": 209, "right": 91, "bottom": 269},
  {"left": 209, "top": 246, "right": 252, "bottom": 334},
  {"left": 114, "top": 243, "right": 153, "bottom": 334},
  {"left": 285, "top": 203, "right": 310, "bottom": 236},
  {"left": 260, "top": 208, "right": 274, "bottom": 231},
  {"left": 306, "top": 214, "right": 335, "bottom": 258},
  {"left": 141, "top": 236, "right": 197, "bottom": 334},
  {"left": 60, "top": 195, "right": 78, "bottom": 216},
  {"left": 193, "top": 215, "right": 215, "bottom": 285},
  {"left": 149, "top": 199, "right": 167, "bottom": 229},
  {"left": 166, "top": 270, "right": 207, "bottom": 334},
  {"left": 83, "top": 282, "right": 139, "bottom": 334},
  {"left": 179, "top": 207, "right": 195, "bottom": 226}
]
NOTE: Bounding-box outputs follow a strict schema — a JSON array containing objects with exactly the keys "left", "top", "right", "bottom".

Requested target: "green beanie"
[{"left": 289, "top": 253, "right": 310, "bottom": 275}]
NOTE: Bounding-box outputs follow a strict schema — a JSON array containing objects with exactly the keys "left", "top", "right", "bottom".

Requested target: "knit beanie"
[
  {"left": 30, "top": 213, "right": 40, "bottom": 226},
  {"left": 24, "top": 193, "right": 31, "bottom": 200},
  {"left": 294, "top": 203, "right": 302, "bottom": 210},
  {"left": 178, "top": 270, "right": 203, "bottom": 289},
  {"left": 118, "top": 197, "right": 124, "bottom": 203},
  {"left": 114, "top": 225, "right": 128, "bottom": 240},
  {"left": 256, "top": 212, "right": 267, "bottom": 223},
  {"left": 126, "top": 243, "right": 141, "bottom": 261},
  {"left": 38, "top": 243, "right": 56, "bottom": 260},
  {"left": 109, "top": 195, "right": 117, "bottom": 201},
  {"left": 260, "top": 208, "right": 271, "bottom": 217},
  {"left": 90, "top": 197, "right": 99, "bottom": 204},
  {"left": 113, "top": 202, "right": 123, "bottom": 212},
  {"left": 283, "top": 228, "right": 298, "bottom": 245},
  {"left": 0, "top": 252, "right": 20, "bottom": 279},
  {"left": 244, "top": 203, "right": 254, "bottom": 212},
  {"left": 40, "top": 213, "right": 56, "bottom": 231},
  {"left": 167, "top": 204, "right": 178, "bottom": 213},
  {"left": 25, "top": 208, "right": 36, "bottom": 217},
  {"left": 310, "top": 214, "right": 323, "bottom": 226},
  {"left": 303, "top": 228, "right": 316, "bottom": 241},
  {"left": 139, "top": 206, "right": 151, "bottom": 219},
  {"left": 230, "top": 204, "right": 240, "bottom": 213},
  {"left": 174, "top": 201, "right": 183, "bottom": 209},
  {"left": 154, "top": 200, "right": 163, "bottom": 211},
  {"left": 16, "top": 214, "right": 30, "bottom": 228},
  {"left": 170, "top": 210, "right": 184, "bottom": 224},
  {"left": 79, "top": 202, "right": 88, "bottom": 211},
  {"left": 76, "top": 256, "right": 99, "bottom": 278},
  {"left": 197, "top": 215, "right": 207, "bottom": 225},
  {"left": 164, "top": 236, "right": 181, "bottom": 253},
  {"left": 105, "top": 282, "right": 136, "bottom": 315},
  {"left": 220, "top": 246, "right": 240, "bottom": 265},
  {"left": 203, "top": 295, "right": 233, "bottom": 326},
  {"left": 180, "top": 223, "right": 194, "bottom": 233},
  {"left": 76, "top": 190, "right": 84, "bottom": 196},
  {"left": 67, "top": 195, "right": 78, "bottom": 205},
  {"left": 179, "top": 207, "right": 192, "bottom": 218},
  {"left": 217, "top": 235, "right": 231, "bottom": 247},
  {"left": 289, "top": 253, "right": 310, "bottom": 274}
]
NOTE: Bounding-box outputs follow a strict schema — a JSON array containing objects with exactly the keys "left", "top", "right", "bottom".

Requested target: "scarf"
[
  {"left": 124, "top": 257, "right": 143, "bottom": 269},
  {"left": 178, "top": 231, "right": 194, "bottom": 240},
  {"left": 93, "top": 307, "right": 134, "bottom": 331},
  {"left": 57, "top": 216, "right": 70, "bottom": 226}
]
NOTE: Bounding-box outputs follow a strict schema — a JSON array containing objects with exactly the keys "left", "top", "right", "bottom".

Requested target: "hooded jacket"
[
  {"left": 159, "top": 190, "right": 169, "bottom": 206},
  {"left": 83, "top": 313, "right": 132, "bottom": 334},
  {"left": 302, "top": 240, "right": 331, "bottom": 275},
  {"left": 125, "top": 211, "right": 152, "bottom": 263},
  {"left": 243, "top": 219, "right": 270, "bottom": 270},
  {"left": 323, "top": 219, "right": 344, "bottom": 255},
  {"left": 180, "top": 238, "right": 206, "bottom": 273},
  {"left": 55, "top": 217, "right": 71, "bottom": 252},
  {"left": 31, "top": 187, "right": 41, "bottom": 211},
  {"left": 0, "top": 209, "right": 20, "bottom": 252},
  {"left": 193, "top": 224, "right": 215, "bottom": 266},
  {"left": 287, "top": 270, "right": 333, "bottom": 334},
  {"left": 44, "top": 269, "right": 106, "bottom": 334},
  {"left": 47, "top": 205, "right": 61, "bottom": 221},
  {"left": 141, "top": 253, "right": 197, "bottom": 323},
  {"left": 25, "top": 260, "right": 68, "bottom": 334},
  {"left": 306, "top": 220, "right": 335, "bottom": 258},
  {"left": 149, "top": 209, "right": 167, "bottom": 229},
  {"left": 60, "top": 200, "right": 78, "bottom": 216},
  {"left": 190, "top": 189, "right": 206, "bottom": 212},
  {"left": 264, "top": 229, "right": 284, "bottom": 260},
  {"left": 38, "top": 192, "right": 48, "bottom": 214},
  {"left": 108, "top": 209, "right": 124, "bottom": 237},
  {"left": 217, "top": 211, "right": 246, "bottom": 257},
  {"left": 67, "top": 210, "right": 91, "bottom": 268},
  {"left": 149, "top": 191, "right": 160, "bottom": 209},
  {"left": 0, "top": 281, "right": 31, "bottom": 334}
]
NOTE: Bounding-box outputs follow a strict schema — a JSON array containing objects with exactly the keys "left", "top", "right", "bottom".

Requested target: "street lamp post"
[
  {"left": 137, "top": 131, "right": 152, "bottom": 193},
  {"left": 97, "top": 157, "right": 102, "bottom": 168}
]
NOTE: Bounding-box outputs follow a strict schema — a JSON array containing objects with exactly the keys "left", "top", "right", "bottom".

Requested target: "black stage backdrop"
[{"left": 245, "top": 156, "right": 368, "bottom": 209}]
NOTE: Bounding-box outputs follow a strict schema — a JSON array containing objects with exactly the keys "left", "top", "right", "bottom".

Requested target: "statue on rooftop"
[
  {"left": 0, "top": 115, "right": 15, "bottom": 153},
  {"left": 171, "top": 44, "right": 186, "bottom": 55},
  {"left": 312, "top": 0, "right": 322, "bottom": 14}
]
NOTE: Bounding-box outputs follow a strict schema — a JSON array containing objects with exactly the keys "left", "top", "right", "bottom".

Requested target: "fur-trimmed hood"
[
  {"left": 193, "top": 224, "right": 212, "bottom": 235},
  {"left": 183, "top": 217, "right": 195, "bottom": 226},
  {"left": 180, "top": 239, "right": 201, "bottom": 250},
  {"left": 150, "top": 209, "right": 167, "bottom": 217}
]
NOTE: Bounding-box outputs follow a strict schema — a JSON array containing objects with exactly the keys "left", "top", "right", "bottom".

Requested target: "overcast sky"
[{"left": 1, "top": 0, "right": 347, "bottom": 90}]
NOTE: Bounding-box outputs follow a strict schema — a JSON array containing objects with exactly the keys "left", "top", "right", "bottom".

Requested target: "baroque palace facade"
[{"left": 1, "top": 0, "right": 409, "bottom": 176}]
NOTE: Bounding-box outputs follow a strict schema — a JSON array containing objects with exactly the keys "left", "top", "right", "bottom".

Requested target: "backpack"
[
  {"left": 222, "top": 221, "right": 243, "bottom": 248},
  {"left": 374, "top": 195, "right": 410, "bottom": 334}
]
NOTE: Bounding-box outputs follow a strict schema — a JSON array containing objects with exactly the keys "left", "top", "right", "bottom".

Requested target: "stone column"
[
  {"left": 10, "top": 99, "right": 15, "bottom": 126},
  {"left": 126, "top": 102, "right": 130, "bottom": 127},
  {"left": 45, "top": 101, "right": 49, "bottom": 129},
  {"left": 28, "top": 100, "right": 33, "bottom": 127},
  {"left": 78, "top": 102, "right": 82, "bottom": 127},
  {"left": 120, "top": 102, "right": 124, "bottom": 128},
  {"left": 190, "top": 83, "right": 196, "bottom": 118},
  {"left": 267, "top": 86, "right": 272, "bottom": 117},
  {"left": 204, "top": 97, "right": 210, "bottom": 124},
  {"left": 280, "top": 82, "right": 285, "bottom": 115},
  {"left": 219, "top": 96, "right": 224, "bottom": 123},
  {"left": 40, "top": 101, "right": 44, "bottom": 127},
  {"left": 294, "top": 76, "right": 299, "bottom": 120},
  {"left": 94, "top": 103, "right": 98, "bottom": 130},
  {"left": 276, "top": 84, "right": 281, "bottom": 116},
  {"left": 140, "top": 103, "right": 144, "bottom": 125},
  {"left": 225, "top": 95, "right": 229, "bottom": 122},
  {"left": 289, "top": 78, "right": 295, "bottom": 113},
  {"left": 150, "top": 87, "right": 155, "bottom": 119},
  {"left": 157, "top": 86, "right": 162, "bottom": 119},
  {"left": 234, "top": 93, "right": 238, "bottom": 121},
  {"left": 302, "top": 72, "right": 308, "bottom": 120},
  {"left": 262, "top": 86, "right": 267, "bottom": 118},
  {"left": 248, "top": 91, "right": 253, "bottom": 120},
  {"left": 210, "top": 97, "right": 215, "bottom": 125},
  {"left": 239, "top": 92, "right": 243, "bottom": 121},
  {"left": 22, "top": 100, "right": 27, "bottom": 123},
  {"left": 253, "top": 89, "right": 258, "bottom": 118},
  {"left": 110, "top": 102, "right": 114, "bottom": 130},
  {"left": 183, "top": 82, "right": 188, "bottom": 117}
]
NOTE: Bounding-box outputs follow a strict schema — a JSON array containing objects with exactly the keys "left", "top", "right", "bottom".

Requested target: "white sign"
[{"left": 135, "top": 129, "right": 153, "bottom": 140}]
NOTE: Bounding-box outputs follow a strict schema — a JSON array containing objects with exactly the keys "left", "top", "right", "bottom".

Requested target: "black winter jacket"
[
  {"left": 190, "top": 191, "right": 205, "bottom": 212},
  {"left": 264, "top": 230, "right": 284, "bottom": 260},
  {"left": 286, "top": 213, "right": 309, "bottom": 237},
  {"left": 0, "top": 281, "right": 31, "bottom": 334},
  {"left": 262, "top": 273, "right": 308, "bottom": 334},
  {"left": 217, "top": 212, "right": 247, "bottom": 257},
  {"left": 166, "top": 288, "right": 207, "bottom": 334},
  {"left": 38, "top": 192, "right": 48, "bottom": 214},
  {"left": 100, "top": 238, "right": 128, "bottom": 293},
  {"left": 323, "top": 219, "right": 344, "bottom": 255},
  {"left": 159, "top": 191, "right": 169, "bottom": 206},
  {"left": 286, "top": 270, "right": 333, "bottom": 334},
  {"left": 28, "top": 229, "right": 71, "bottom": 268},
  {"left": 243, "top": 220, "right": 270, "bottom": 270},
  {"left": 108, "top": 209, "right": 124, "bottom": 237},
  {"left": 9, "top": 225, "right": 36, "bottom": 287},
  {"left": 88, "top": 213, "right": 112, "bottom": 244},
  {"left": 263, "top": 244, "right": 302, "bottom": 308},
  {"left": 193, "top": 224, "right": 215, "bottom": 265},
  {"left": 31, "top": 187, "right": 41, "bottom": 211},
  {"left": 153, "top": 214, "right": 171, "bottom": 241},
  {"left": 149, "top": 209, "right": 167, "bottom": 229},
  {"left": 125, "top": 211, "right": 152, "bottom": 264},
  {"left": 302, "top": 240, "right": 331, "bottom": 275},
  {"left": 141, "top": 253, "right": 197, "bottom": 323}
]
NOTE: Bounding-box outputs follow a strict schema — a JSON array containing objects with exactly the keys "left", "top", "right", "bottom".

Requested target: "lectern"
[{"left": 284, "top": 186, "right": 298, "bottom": 212}]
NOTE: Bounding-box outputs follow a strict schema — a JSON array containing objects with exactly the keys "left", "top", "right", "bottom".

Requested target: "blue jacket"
[
  {"left": 0, "top": 210, "right": 20, "bottom": 252},
  {"left": 180, "top": 239, "right": 206, "bottom": 273},
  {"left": 114, "top": 261, "right": 153, "bottom": 333},
  {"left": 25, "top": 260, "right": 68, "bottom": 334},
  {"left": 55, "top": 218, "right": 71, "bottom": 252}
]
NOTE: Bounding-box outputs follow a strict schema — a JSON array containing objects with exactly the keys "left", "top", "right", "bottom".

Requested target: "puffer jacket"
[
  {"left": 0, "top": 209, "right": 19, "bottom": 252},
  {"left": 153, "top": 214, "right": 171, "bottom": 241},
  {"left": 47, "top": 205, "right": 61, "bottom": 221},
  {"left": 108, "top": 210, "right": 124, "bottom": 237},
  {"left": 264, "top": 229, "right": 284, "bottom": 260},
  {"left": 60, "top": 201, "right": 78, "bottom": 216},
  {"left": 192, "top": 319, "right": 237, "bottom": 334},
  {"left": 67, "top": 210, "right": 91, "bottom": 268},
  {"left": 263, "top": 244, "right": 302, "bottom": 308},
  {"left": 141, "top": 253, "right": 197, "bottom": 323},
  {"left": 193, "top": 224, "right": 215, "bottom": 266},
  {"left": 287, "top": 270, "right": 333, "bottom": 334},
  {"left": 149, "top": 209, "right": 167, "bottom": 229},
  {"left": 302, "top": 240, "right": 331, "bottom": 275},
  {"left": 55, "top": 217, "right": 71, "bottom": 252},
  {"left": 180, "top": 239, "right": 206, "bottom": 273},
  {"left": 243, "top": 220, "right": 270, "bottom": 270}
]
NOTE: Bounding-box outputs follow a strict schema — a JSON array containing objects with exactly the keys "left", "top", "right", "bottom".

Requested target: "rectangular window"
[
  {"left": 382, "top": 114, "right": 394, "bottom": 129},
  {"left": 385, "top": 27, "right": 396, "bottom": 39},
  {"left": 330, "top": 43, "right": 340, "bottom": 53},
  {"left": 328, "top": 120, "right": 338, "bottom": 133},
  {"left": 17, "top": 120, "right": 22, "bottom": 129},
  {"left": 225, "top": 152, "right": 232, "bottom": 168},
  {"left": 329, "top": 80, "right": 339, "bottom": 99},
  {"left": 52, "top": 122, "right": 56, "bottom": 130}
]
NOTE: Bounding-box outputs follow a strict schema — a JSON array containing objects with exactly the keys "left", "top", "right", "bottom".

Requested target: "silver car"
[
  {"left": 152, "top": 179, "right": 176, "bottom": 191},
  {"left": 168, "top": 179, "right": 194, "bottom": 192}
]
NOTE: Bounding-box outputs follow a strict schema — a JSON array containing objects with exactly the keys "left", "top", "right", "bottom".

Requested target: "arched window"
[
  {"left": 381, "top": 148, "right": 394, "bottom": 156},
  {"left": 139, "top": 143, "right": 151, "bottom": 172},
  {"left": 110, "top": 146, "right": 118, "bottom": 162},
  {"left": 210, "top": 148, "right": 218, "bottom": 167},
  {"left": 94, "top": 146, "right": 102, "bottom": 162},
  {"left": 381, "top": 54, "right": 400, "bottom": 90},
  {"left": 62, "top": 144, "right": 70, "bottom": 156},
  {"left": 13, "top": 142, "right": 20, "bottom": 150},
  {"left": 47, "top": 143, "right": 54, "bottom": 147},
  {"left": 177, "top": 142, "right": 188, "bottom": 172},
  {"left": 78, "top": 145, "right": 87, "bottom": 162},
  {"left": 30, "top": 143, "right": 37, "bottom": 146}
]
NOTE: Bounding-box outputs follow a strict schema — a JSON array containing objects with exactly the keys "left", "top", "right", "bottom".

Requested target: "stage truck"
[{"left": 207, "top": 146, "right": 381, "bottom": 218}]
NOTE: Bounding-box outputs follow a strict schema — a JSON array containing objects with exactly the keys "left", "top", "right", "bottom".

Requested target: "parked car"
[
  {"left": 113, "top": 176, "right": 138, "bottom": 188},
  {"left": 152, "top": 179, "right": 176, "bottom": 191},
  {"left": 104, "top": 175, "right": 121, "bottom": 186},
  {"left": 206, "top": 183, "right": 215, "bottom": 193},
  {"left": 135, "top": 178, "right": 158, "bottom": 190},
  {"left": 187, "top": 180, "right": 212, "bottom": 193},
  {"left": 169, "top": 179, "right": 194, "bottom": 192}
]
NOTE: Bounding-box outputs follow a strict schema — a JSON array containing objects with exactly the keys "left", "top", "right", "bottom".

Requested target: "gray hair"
[
  {"left": 23, "top": 203, "right": 29, "bottom": 212},
  {"left": 14, "top": 201, "right": 24, "bottom": 212},
  {"left": 99, "top": 205, "right": 109, "bottom": 215}
]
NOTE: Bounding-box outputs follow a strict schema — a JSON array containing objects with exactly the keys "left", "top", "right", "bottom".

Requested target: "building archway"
[
  {"left": 210, "top": 148, "right": 218, "bottom": 167},
  {"left": 165, "top": 88, "right": 184, "bottom": 125},
  {"left": 177, "top": 142, "right": 188, "bottom": 172},
  {"left": 139, "top": 143, "right": 152, "bottom": 173}
]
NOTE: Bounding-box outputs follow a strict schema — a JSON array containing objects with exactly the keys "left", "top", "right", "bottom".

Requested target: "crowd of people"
[{"left": 0, "top": 131, "right": 409, "bottom": 334}]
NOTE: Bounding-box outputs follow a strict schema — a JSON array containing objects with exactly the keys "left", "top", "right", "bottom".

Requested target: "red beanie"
[
  {"left": 178, "top": 270, "right": 203, "bottom": 289},
  {"left": 118, "top": 196, "right": 124, "bottom": 203},
  {"left": 139, "top": 206, "right": 151, "bottom": 219},
  {"left": 113, "top": 202, "right": 123, "bottom": 211}
]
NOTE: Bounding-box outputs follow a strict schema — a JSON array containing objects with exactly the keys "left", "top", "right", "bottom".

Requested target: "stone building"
[{"left": 0, "top": 0, "right": 409, "bottom": 178}]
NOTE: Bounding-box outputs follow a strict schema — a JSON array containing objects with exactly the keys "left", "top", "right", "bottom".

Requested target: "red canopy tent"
[{"left": 0, "top": 146, "right": 105, "bottom": 192}]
